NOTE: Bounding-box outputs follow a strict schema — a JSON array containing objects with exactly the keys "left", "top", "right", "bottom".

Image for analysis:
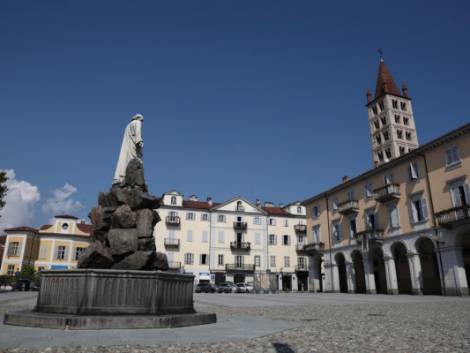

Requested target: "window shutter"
[
  {"left": 64, "top": 247, "right": 69, "bottom": 260},
  {"left": 421, "top": 198, "right": 429, "bottom": 220},
  {"left": 464, "top": 184, "right": 470, "bottom": 206},
  {"left": 410, "top": 201, "right": 418, "bottom": 223},
  {"left": 451, "top": 186, "right": 462, "bottom": 207}
]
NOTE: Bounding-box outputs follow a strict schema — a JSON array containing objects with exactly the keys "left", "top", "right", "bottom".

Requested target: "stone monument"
[{"left": 4, "top": 114, "right": 216, "bottom": 329}]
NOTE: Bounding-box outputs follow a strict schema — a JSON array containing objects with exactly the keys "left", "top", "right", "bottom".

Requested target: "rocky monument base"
[{"left": 4, "top": 269, "right": 216, "bottom": 329}]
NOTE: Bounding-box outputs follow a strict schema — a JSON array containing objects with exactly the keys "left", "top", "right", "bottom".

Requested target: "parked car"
[
  {"left": 195, "top": 283, "right": 217, "bottom": 293},
  {"left": 235, "top": 283, "right": 249, "bottom": 293},
  {"left": 217, "top": 282, "right": 236, "bottom": 293},
  {"left": 245, "top": 281, "right": 254, "bottom": 293}
]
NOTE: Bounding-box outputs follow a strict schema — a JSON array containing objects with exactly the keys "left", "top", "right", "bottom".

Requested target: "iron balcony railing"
[
  {"left": 165, "top": 216, "right": 181, "bottom": 225},
  {"left": 233, "top": 221, "right": 248, "bottom": 231},
  {"left": 225, "top": 264, "right": 255, "bottom": 272},
  {"left": 167, "top": 261, "right": 181, "bottom": 270},
  {"left": 296, "top": 244, "right": 307, "bottom": 252},
  {"left": 435, "top": 205, "right": 470, "bottom": 229},
  {"left": 164, "top": 238, "right": 180, "bottom": 247},
  {"left": 230, "top": 241, "right": 251, "bottom": 250},
  {"left": 302, "top": 242, "right": 325, "bottom": 254},
  {"left": 354, "top": 228, "right": 384, "bottom": 251},
  {"left": 295, "top": 264, "right": 309, "bottom": 272},
  {"left": 294, "top": 224, "right": 307, "bottom": 233},
  {"left": 374, "top": 184, "right": 401, "bottom": 203},
  {"left": 337, "top": 200, "right": 359, "bottom": 215}
]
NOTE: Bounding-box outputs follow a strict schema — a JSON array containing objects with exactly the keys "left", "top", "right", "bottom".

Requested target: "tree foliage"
[{"left": 0, "top": 171, "right": 7, "bottom": 216}]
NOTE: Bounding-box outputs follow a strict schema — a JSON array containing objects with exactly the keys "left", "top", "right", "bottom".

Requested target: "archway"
[
  {"left": 335, "top": 253, "right": 348, "bottom": 293},
  {"left": 416, "top": 237, "right": 442, "bottom": 295},
  {"left": 372, "top": 246, "right": 387, "bottom": 294},
  {"left": 351, "top": 251, "right": 366, "bottom": 293},
  {"left": 313, "top": 255, "right": 323, "bottom": 292},
  {"left": 457, "top": 232, "right": 470, "bottom": 294},
  {"left": 392, "top": 242, "right": 412, "bottom": 294}
]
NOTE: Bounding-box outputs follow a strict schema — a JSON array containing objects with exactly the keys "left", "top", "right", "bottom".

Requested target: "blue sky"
[{"left": 0, "top": 0, "right": 469, "bottom": 227}]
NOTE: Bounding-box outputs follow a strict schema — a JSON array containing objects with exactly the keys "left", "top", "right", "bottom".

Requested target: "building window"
[
  {"left": 372, "top": 106, "right": 378, "bottom": 115},
  {"left": 184, "top": 253, "right": 194, "bottom": 265},
  {"left": 254, "top": 255, "right": 261, "bottom": 267},
  {"left": 397, "top": 129, "right": 403, "bottom": 139},
  {"left": 399, "top": 146, "right": 406, "bottom": 155},
  {"left": 332, "top": 221, "right": 342, "bottom": 243},
  {"left": 282, "top": 235, "right": 290, "bottom": 246},
  {"left": 218, "top": 254, "right": 224, "bottom": 265},
  {"left": 377, "top": 151, "right": 384, "bottom": 162},
  {"left": 253, "top": 216, "right": 261, "bottom": 225},
  {"left": 405, "top": 131, "right": 412, "bottom": 141},
  {"left": 388, "top": 205, "right": 400, "bottom": 229},
  {"left": 392, "top": 99, "right": 398, "bottom": 109},
  {"left": 297, "top": 206, "right": 302, "bottom": 213},
  {"left": 380, "top": 116, "right": 386, "bottom": 125},
  {"left": 236, "top": 201, "right": 244, "bottom": 212},
  {"left": 282, "top": 219, "right": 287, "bottom": 227},
  {"left": 269, "top": 234, "right": 277, "bottom": 245},
  {"left": 376, "top": 135, "right": 382, "bottom": 145},
  {"left": 270, "top": 256, "right": 276, "bottom": 267},
  {"left": 56, "top": 246, "right": 67, "bottom": 260},
  {"left": 365, "top": 182, "right": 373, "bottom": 198},
  {"left": 445, "top": 146, "right": 460, "bottom": 167},
  {"left": 379, "top": 101, "right": 384, "bottom": 111},
  {"left": 217, "top": 214, "right": 226, "bottom": 223},
  {"left": 255, "top": 232, "right": 261, "bottom": 245},
  {"left": 332, "top": 197, "right": 339, "bottom": 212},
  {"left": 75, "top": 247, "right": 85, "bottom": 260},
  {"left": 384, "top": 174, "right": 393, "bottom": 185},
  {"left": 312, "top": 225, "right": 320, "bottom": 243},
  {"left": 201, "top": 213, "right": 209, "bottom": 221},
  {"left": 403, "top": 117, "right": 409, "bottom": 126},
  {"left": 186, "top": 230, "right": 193, "bottom": 242},
  {"left": 269, "top": 218, "right": 276, "bottom": 226},
  {"left": 394, "top": 115, "right": 401, "bottom": 124},
  {"left": 171, "top": 196, "right": 177, "bottom": 205},
  {"left": 385, "top": 148, "right": 392, "bottom": 159},
  {"left": 312, "top": 205, "right": 320, "bottom": 218},
  {"left": 202, "top": 231, "right": 208, "bottom": 243},
  {"left": 298, "top": 257, "right": 306, "bottom": 270},
  {"left": 297, "top": 235, "right": 305, "bottom": 246},
  {"left": 186, "top": 212, "right": 195, "bottom": 220},
  {"left": 400, "top": 102, "right": 407, "bottom": 111},
  {"left": 218, "top": 231, "right": 224, "bottom": 244},
  {"left": 235, "top": 255, "right": 244, "bottom": 267},
  {"left": 373, "top": 120, "right": 380, "bottom": 130},
  {"left": 347, "top": 190, "right": 355, "bottom": 201},
  {"left": 200, "top": 254, "right": 208, "bottom": 265},
  {"left": 7, "top": 265, "right": 15, "bottom": 276},
  {"left": 7, "top": 242, "right": 20, "bottom": 257},
  {"left": 408, "top": 162, "right": 419, "bottom": 181},
  {"left": 410, "top": 195, "right": 429, "bottom": 223},
  {"left": 39, "top": 244, "right": 48, "bottom": 259},
  {"left": 383, "top": 131, "right": 389, "bottom": 141},
  {"left": 365, "top": 210, "right": 377, "bottom": 230},
  {"left": 284, "top": 256, "right": 290, "bottom": 267},
  {"left": 349, "top": 218, "right": 357, "bottom": 238}
]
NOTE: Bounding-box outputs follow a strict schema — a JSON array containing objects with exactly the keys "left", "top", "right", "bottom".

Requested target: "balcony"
[
  {"left": 233, "top": 221, "right": 248, "bottom": 231},
  {"left": 374, "top": 184, "right": 401, "bottom": 203},
  {"left": 302, "top": 242, "right": 325, "bottom": 255},
  {"left": 295, "top": 264, "right": 309, "bottom": 272},
  {"left": 165, "top": 216, "right": 181, "bottom": 226},
  {"left": 168, "top": 261, "right": 181, "bottom": 270},
  {"left": 225, "top": 264, "right": 255, "bottom": 272},
  {"left": 435, "top": 205, "right": 470, "bottom": 229},
  {"left": 354, "top": 229, "right": 384, "bottom": 251},
  {"left": 164, "top": 238, "right": 180, "bottom": 247},
  {"left": 338, "top": 200, "right": 359, "bottom": 215},
  {"left": 230, "top": 241, "right": 251, "bottom": 251},
  {"left": 296, "top": 244, "right": 307, "bottom": 253},
  {"left": 294, "top": 224, "right": 307, "bottom": 233}
]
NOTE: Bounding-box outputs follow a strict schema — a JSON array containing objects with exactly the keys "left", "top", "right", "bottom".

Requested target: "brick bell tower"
[{"left": 366, "top": 53, "right": 419, "bottom": 166}]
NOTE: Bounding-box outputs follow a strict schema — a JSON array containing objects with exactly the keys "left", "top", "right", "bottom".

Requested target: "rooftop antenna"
[{"left": 378, "top": 48, "right": 384, "bottom": 62}]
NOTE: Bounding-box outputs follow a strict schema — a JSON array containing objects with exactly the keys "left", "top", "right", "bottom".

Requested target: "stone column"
[
  {"left": 362, "top": 252, "right": 376, "bottom": 294},
  {"left": 292, "top": 274, "right": 298, "bottom": 292},
  {"left": 278, "top": 274, "right": 283, "bottom": 292},
  {"left": 308, "top": 256, "right": 321, "bottom": 292},
  {"left": 407, "top": 252, "right": 423, "bottom": 295},
  {"left": 346, "top": 261, "right": 356, "bottom": 294},
  {"left": 384, "top": 255, "right": 399, "bottom": 294},
  {"left": 439, "top": 246, "right": 469, "bottom": 296},
  {"left": 323, "top": 262, "right": 337, "bottom": 292}
]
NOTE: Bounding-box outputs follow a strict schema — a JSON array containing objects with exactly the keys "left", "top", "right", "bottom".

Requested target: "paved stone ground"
[{"left": 1, "top": 292, "right": 470, "bottom": 353}]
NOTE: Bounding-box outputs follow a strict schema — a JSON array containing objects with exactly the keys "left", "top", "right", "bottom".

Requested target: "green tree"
[
  {"left": 0, "top": 171, "right": 7, "bottom": 218},
  {"left": 20, "top": 264, "right": 39, "bottom": 284}
]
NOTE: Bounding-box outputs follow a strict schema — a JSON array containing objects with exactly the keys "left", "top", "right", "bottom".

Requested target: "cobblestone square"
[{"left": 1, "top": 292, "right": 470, "bottom": 353}]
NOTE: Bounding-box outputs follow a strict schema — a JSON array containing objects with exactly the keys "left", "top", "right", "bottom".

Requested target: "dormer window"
[
  {"left": 171, "top": 196, "right": 177, "bottom": 205},
  {"left": 297, "top": 206, "right": 302, "bottom": 213},
  {"left": 62, "top": 223, "right": 69, "bottom": 231},
  {"left": 236, "top": 201, "right": 244, "bottom": 212}
]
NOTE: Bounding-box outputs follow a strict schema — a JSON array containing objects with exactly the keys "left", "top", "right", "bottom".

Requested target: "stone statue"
[
  {"left": 78, "top": 115, "right": 168, "bottom": 271},
  {"left": 113, "top": 114, "right": 144, "bottom": 185}
]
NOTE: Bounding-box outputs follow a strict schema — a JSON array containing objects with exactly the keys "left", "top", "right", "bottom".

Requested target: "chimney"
[
  {"left": 206, "top": 197, "right": 213, "bottom": 206},
  {"left": 342, "top": 175, "right": 349, "bottom": 183},
  {"left": 255, "top": 199, "right": 261, "bottom": 207},
  {"left": 189, "top": 194, "right": 198, "bottom": 201},
  {"left": 264, "top": 201, "right": 274, "bottom": 208},
  {"left": 401, "top": 83, "right": 409, "bottom": 98}
]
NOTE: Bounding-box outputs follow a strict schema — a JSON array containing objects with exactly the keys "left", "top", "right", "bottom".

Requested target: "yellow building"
[
  {"left": 0, "top": 215, "right": 92, "bottom": 275},
  {"left": 303, "top": 58, "right": 470, "bottom": 296}
]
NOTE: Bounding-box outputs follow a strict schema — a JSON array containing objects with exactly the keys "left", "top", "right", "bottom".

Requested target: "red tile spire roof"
[{"left": 374, "top": 57, "right": 401, "bottom": 99}]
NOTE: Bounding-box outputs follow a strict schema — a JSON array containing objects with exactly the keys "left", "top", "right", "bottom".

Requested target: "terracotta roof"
[
  {"left": 263, "top": 206, "right": 290, "bottom": 216},
  {"left": 77, "top": 223, "right": 93, "bottom": 234},
  {"left": 4, "top": 226, "right": 37, "bottom": 233},
  {"left": 39, "top": 224, "right": 52, "bottom": 230},
  {"left": 374, "top": 59, "right": 401, "bottom": 99},
  {"left": 182, "top": 200, "right": 214, "bottom": 210},
  {"left": 54, "top": 214, "right": 79, "bottom": 220}
]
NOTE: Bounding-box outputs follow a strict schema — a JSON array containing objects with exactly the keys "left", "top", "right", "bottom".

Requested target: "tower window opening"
[
  {"left": 380, "top": 117, "right": 386, "bottom": 125},
  {"left": 399, "top": 146, "right": 406, "bottom": 155},
  {"left": 392, "top": 100, "right": 398, "bottom": 109},
  {"left": 377, "top": 151, "right": 384, "bottom": 161},
  {"left": 397, "top": 130, "right": 403, "bottom": 139},
  {"left": 403, "top": 117, "right": 409, "bottom": 126},
  {"left": 394, "top": 115, "right": 400, "bottom": 124},
  {"left": 383, "top": 131, "right": 389, "bottom": 141},
  {"left": 373, "top": 120, "right": 380, "bottom": 130},
  {"left": 376, "top": 135, "right": 382, "bottom": 144},
  {"left": 372, "top": 106, "right": 378, "bottom": 115},
  {"left": 385, "top": 149, "right": 392, "bottom": 159},
  {"left": 400, "top": 102, "right": 407, "bottom": 111},
  {"left": 379, "top": 102, "right": 385, "bottom": 111},
  {"left": 405, "top": 132, "right": 412, "bottom": 141}
]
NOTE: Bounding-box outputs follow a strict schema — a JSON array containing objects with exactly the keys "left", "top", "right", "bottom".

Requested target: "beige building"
[
  {"left": 303, "top": 58, "right": 470, "bottom": 296},
  {"left": 0, "top": 215, "right": 92, "bottom": 275}
]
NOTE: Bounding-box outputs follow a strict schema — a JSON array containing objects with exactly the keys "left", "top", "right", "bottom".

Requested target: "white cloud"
[
  {"left": 0, "top": 169, "right": 41, "bottom": 233},
  {"left": 42, "top": 183, "right": 83, "bottom": 215}
]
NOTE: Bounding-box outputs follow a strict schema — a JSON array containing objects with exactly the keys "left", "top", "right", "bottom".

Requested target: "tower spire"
[{"left": 374, "top": 52, "right": 401, "bottom": 99}]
